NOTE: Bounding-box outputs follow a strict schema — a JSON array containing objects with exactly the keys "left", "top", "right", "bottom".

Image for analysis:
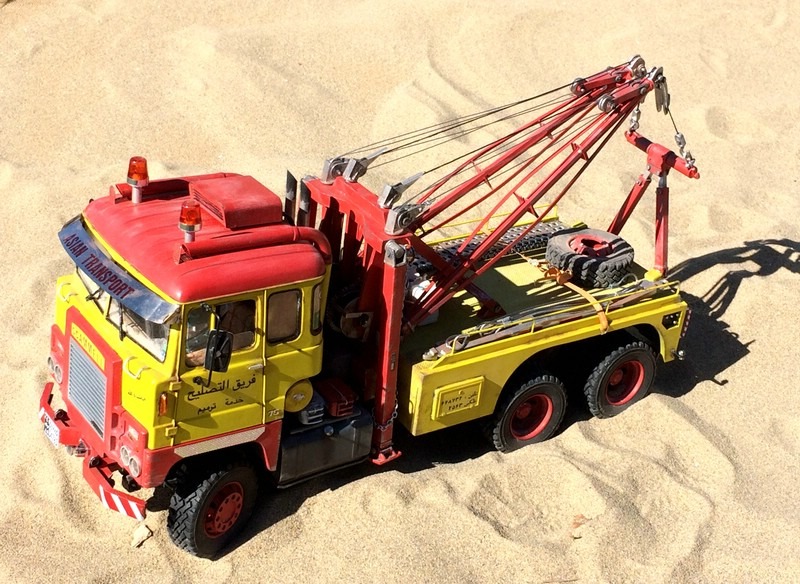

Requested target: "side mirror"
[{"left": 204, "top": 329, "right": 233, "bottom": 372}]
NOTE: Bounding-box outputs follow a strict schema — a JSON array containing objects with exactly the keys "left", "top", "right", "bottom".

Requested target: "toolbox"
[
  {"left": 279, "top": 407, "right": 372, "bottom": 485},
  {"left": 315, "top": 379, "right": 357, "bottom": 417}
]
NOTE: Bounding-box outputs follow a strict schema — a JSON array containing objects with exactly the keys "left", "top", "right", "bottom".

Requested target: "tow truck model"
[{"left": 39, "top": 56, "right": 699, "bottom": 557}]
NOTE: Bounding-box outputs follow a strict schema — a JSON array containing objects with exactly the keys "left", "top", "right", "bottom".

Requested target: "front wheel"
[
  {"left": 584, "top": 341, "right": 656, "bottom": 419},
  {"left": 490, "top": 374, "right": 567, "bottom": 452},
  {"left": 167, "top": 462, "right": 259, "bottom": 558}
]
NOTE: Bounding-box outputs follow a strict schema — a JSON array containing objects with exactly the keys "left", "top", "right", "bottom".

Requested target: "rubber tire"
[
  {"left": 546, "top": 227, "right": 634, "bottom": 289},
  {"left": 167, "top": 462, "right": 259, "bottom": 558},
  {"left": 490, "top": 374, "right": 567, "bottom": 452},
  {"left": 584, "top": 341, "right": 656, "bottom": 419}
]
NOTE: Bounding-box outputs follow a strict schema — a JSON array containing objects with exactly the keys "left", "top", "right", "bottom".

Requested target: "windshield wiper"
[
  {"left": 86, "top": 288, "right": 103, "bottom": 302},
  {"left": 117, "top": 304, "right": 126, "bottom": 341}
]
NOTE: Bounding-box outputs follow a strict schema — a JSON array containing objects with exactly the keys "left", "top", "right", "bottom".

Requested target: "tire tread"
[
  {"left": 490, "top": 374, "right": 567, "bottom": 452},
  {"left": 584, "top": 341, "right": 655, "bottom": 418},
  {"left": 167, "top": 462, "right": 258, "bottom": 558},
  {"left": 545, "top": 228, "right": 634, "bottom": 289}
]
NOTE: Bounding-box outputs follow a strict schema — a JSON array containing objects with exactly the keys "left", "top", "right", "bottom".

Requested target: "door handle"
[{"left": 248, "top": 363, "right": 265, "bottom": 371}]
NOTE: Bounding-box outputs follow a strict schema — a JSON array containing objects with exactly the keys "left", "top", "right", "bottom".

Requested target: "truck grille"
[{"left": 67, "top": 338, "right": 107, "bottom": 438}]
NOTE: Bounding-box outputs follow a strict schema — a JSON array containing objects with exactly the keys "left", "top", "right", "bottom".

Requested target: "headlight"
[
  {"left": 120, "top": 445, "right": 131, "bottom": 467},
  {"left": 128, "top": 456, "right": 141, "bottom": 477},
  {"left": 47, "top": 355, "right": 64, "bottom": 384},
  {"left": 119, "top": 445, "right": 141, "bottom": 477}
]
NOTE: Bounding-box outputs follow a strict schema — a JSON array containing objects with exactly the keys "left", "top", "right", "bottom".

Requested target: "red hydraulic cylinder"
[
  {"left": 622, "top": 131, "right": 699, "bottom": 276},
  {"left": 655, "top": 183, "right": 669, "bottom": 275},
  {"left": 608, "top": 173, "right": 652, "bottom": 235},
  {"left": 371, "top": 241, "right": 406, "bottom": 464}
]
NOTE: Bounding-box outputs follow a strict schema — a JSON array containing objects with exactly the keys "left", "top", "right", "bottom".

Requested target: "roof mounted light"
[
  {"left": 127, "top": 156, "right": 149, "bottom": 204},
  {"left": 179, "top": 200, "right": 202, "bottom": 243}
]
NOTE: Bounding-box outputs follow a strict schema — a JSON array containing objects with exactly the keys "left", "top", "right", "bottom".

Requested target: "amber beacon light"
[
  {"left": 179, "top": 199, "right": 202, "bottom": 242},
  {"left": 126, "top": 156, "right": 149, "bottom": 204}
]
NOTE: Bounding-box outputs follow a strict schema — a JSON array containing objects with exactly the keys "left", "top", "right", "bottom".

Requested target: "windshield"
[
  {"left": 77, "top": 269, "right": 170, "bottom": 362},
  {"left": 59, "top": 216, "right": 178, "bottom": 323}
]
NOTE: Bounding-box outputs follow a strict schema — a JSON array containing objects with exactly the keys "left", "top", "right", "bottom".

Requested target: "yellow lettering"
[{"left": 72, "top": 325, "right": 106, "bottom": 369}]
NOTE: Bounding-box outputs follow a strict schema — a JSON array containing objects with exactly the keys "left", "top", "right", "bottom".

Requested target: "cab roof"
[{"left": 82, "top": 173, "right": 326, "bottom": 304}]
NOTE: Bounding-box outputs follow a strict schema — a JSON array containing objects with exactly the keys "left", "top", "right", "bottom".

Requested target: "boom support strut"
[{"left": 400, "top": 59, "right": 665, "bottom": 328}]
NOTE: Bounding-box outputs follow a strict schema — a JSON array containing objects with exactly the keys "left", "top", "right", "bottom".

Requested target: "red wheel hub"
[
  {"left": 204, "top": 482, "right": 244, "bottom": 538},
  {"left": 510, "top": 394, "right": 554, "bottom": 440},
  {"left": 569, "top": 235, "right": 613, "bottom": 258},
  {"left": 605, "top": 360, "right": 645, "bottom": 406}
]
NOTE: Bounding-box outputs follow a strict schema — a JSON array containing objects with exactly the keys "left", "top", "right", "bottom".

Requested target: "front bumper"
[{"left": 39, "top": 381, "right": 146, "bottom": 521}]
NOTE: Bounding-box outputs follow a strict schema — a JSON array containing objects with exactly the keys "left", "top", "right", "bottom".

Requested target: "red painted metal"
[
  {"left": 407, "top": 101, "right": 638, "bottom": 327},
  {"left": 618, "top": 130, "right": 699, "bottom": 275},
  {"left": 203, "top": 482, "right": 244, "bottom": 537},
  {"left": 85, "top": 457, "right": 147, "bottom": 520},
  {"left": 571, "top": 63, "right": 633, "bottom": 94},
  {"left": 316, "top": 379, "right": 358, "bottom": 417},
  {"left": 84, "top": 190, "right": 327, "bottom": 304},
  {"left": 604, "top": 360, "right": 645, "bottom": 406},
  {"left": 188, "top": 175, "right": 283, "bottom": 229},
  {"left": 568, "top": 232, "right": 614, "bottom": 257},
  {"left": 608, "top": 173, "right": 652, "bottom": 235},
  {"left": 54, "top": 307, "right": 125, "bottom": 456},
  {"left": 510, "top": 394, "right": 554, "bottom": 440},
  {"left": 292, "top": 63, "right": 687, "bottom": 464},
  {"left": 300, "top": 177, "right": 410, "bottom": 460},
  {"left": 600, "top": 77, "right": 655, "bottom": 111},
  {"left": 655, "top": 184, "right": 670, "bottom": 275},
  {"left": 178, "top": 225, "right": 331, "bottom": 265},
  {"left": 370, "top": 249, "right": 406, "bottom": 461},
  {"left": 413, "top": 92, "right": 598, "bottom": 227},
  {"left": 625, "top": 131, "right": 700, "bottom": 179},
  {"left": 40, "top": 381, "right": 147, "bottom": 520}
]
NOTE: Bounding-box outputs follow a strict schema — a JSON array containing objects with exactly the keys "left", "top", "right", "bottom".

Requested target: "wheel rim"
[
  {"left": 568, "top": 234, "right": 613, "bottom": 258},
  {"left": 204, "top": 482, "right": 244, "bottom": 538},
  {"left": 510, "top": 394, "right": 554, "bottom": 440},
  {"left": 604, "top": 359, "right": 645, "bottom": 406}
]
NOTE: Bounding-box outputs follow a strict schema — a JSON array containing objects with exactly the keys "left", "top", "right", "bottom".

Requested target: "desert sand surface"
[{"left": 1, "top": 1, "right": 799, "bottom": 582}]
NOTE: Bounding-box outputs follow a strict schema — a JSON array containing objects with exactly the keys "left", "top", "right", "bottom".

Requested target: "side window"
[
  {"left": 185, "top": 300, "right": 256, "bottom": 367},
  {"left": 218, "top": 300, "right": 256, "bottom": 351},
  {"left": 185, "top": 306, "right": 212, "bottom": 367},
  {"left": 268, "top": 290, "right": 301, "bottom": 343}
]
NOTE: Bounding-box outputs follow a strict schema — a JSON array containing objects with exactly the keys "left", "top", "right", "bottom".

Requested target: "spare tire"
[{"left": 545, "top": 227, "right": 634, "bottom": 289}]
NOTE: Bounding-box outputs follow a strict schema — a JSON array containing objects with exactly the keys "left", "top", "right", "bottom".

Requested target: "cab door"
[
  {"left": 263, "top": 283, "right": 325, "bottom": 422},
  {"left": 176, "top": 295, "right": 265, "bottom": 442}
]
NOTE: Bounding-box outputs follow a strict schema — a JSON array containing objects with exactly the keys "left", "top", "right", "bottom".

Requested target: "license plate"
[{"left": 43, "top": 413, "right": 60, "bottom": 448}]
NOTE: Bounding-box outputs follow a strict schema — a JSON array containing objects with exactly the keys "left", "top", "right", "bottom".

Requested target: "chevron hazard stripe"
[{"left": 99, "top": 486, "right": 145, "bottom": 521}]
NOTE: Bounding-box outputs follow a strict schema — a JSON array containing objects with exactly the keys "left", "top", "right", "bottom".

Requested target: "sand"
[{"left": 1, "top": 1, "right": 799, "bottom": 582}]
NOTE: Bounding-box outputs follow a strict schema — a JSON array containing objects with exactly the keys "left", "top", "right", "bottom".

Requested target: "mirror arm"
[{"left": 193, "top": 371, "right": 215, "bottom": 388}]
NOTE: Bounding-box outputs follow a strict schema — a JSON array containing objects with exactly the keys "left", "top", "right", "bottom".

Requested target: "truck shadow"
[
  {"left": 169, "top": 238, "right": 799, "bottom": 558},
  {"left": 653, "top": 238, "right": 798, "bottom": 397}
]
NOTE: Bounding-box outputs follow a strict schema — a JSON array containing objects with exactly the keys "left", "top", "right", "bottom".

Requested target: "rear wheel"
[
  {"left": 167, "top": 462, "right": 259, "bottom": 558},
  {"left": 584, "top": 341, "right": 656, "bottom": 418},
  {"left": 490, "top": 374, "right": 567, "bottom": 452}
]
